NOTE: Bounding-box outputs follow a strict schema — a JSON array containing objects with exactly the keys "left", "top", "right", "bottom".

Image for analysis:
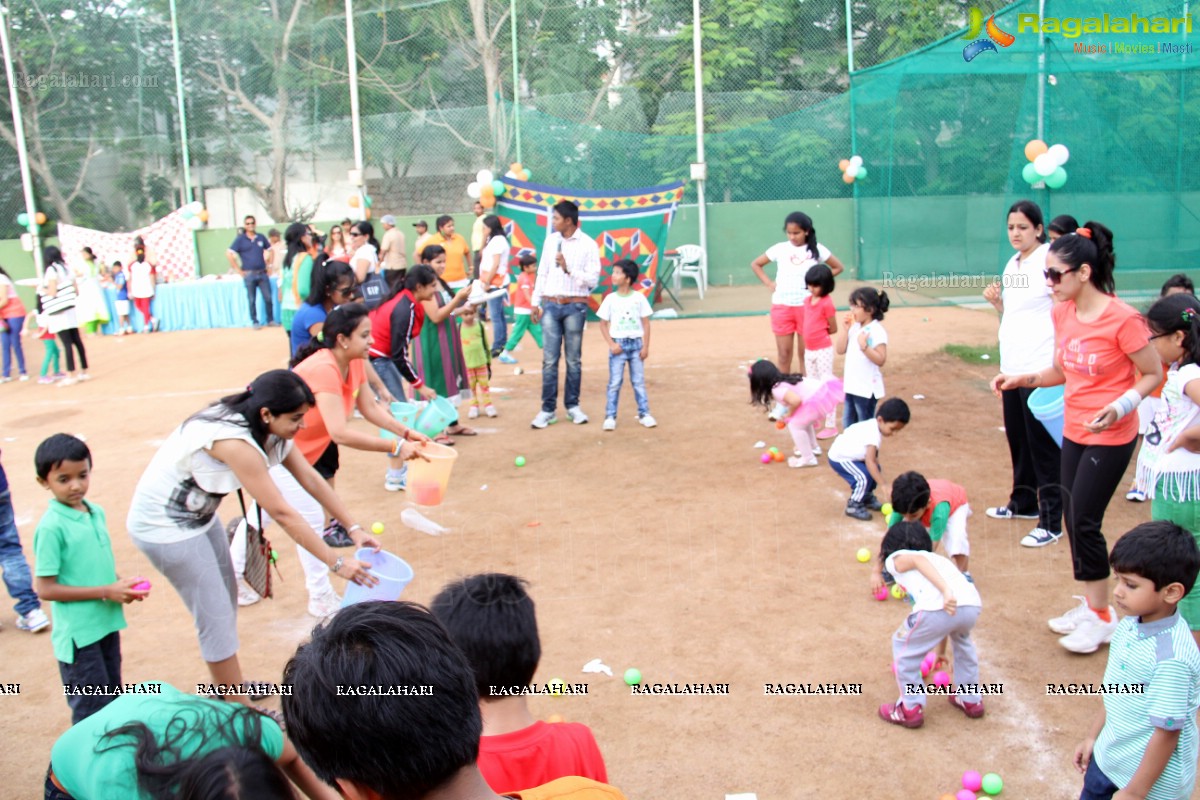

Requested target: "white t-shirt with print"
[
  {"left": 764, "top": 241, "right": 831, "bottom": 306},
  {"left": 826, "top": 418, "right": 881, "bottom": 463},
  {"left": 597, "top": 290, "right": 653, "bottom": 339},
  {"left": 1145, "top": 362, "right": 1200, "bottom": 500},
  {"left": 127, "top": 414, "right": 292, "bottom": 544},
  {"left": 842, "top": 320, "right": 887, "bottom": 399},
  {"left": 998, "top": 243, "right": 1054, "bottom": 374},
  {"left": 481, "top": 235, "right": 510, "bottom": 283},
  {"left": 885, "top": 549, "right": 982, "bottom": 613}
]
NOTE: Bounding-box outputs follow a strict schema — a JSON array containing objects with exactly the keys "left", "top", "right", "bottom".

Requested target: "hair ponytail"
[
  {"left": 783, "top": 211, "right": 819, "bottom": 261},
  {"left": 282, "top": 222, "right": 308, "bottom": 271},
  {"left": 848, "top": 286, "right": 889, "bottom": 321},
  {"left": 289, "top": 302, "right": 369, "bottom": 368},
  {"left": 1048, "top": 220, "right": 1116, "bottom": 294},
  {"left": 748, "top": 359, "right": 805, "bottom": 410},
  {"left": 1147, "top": 293, "right": 1200, "bottom": 366}
]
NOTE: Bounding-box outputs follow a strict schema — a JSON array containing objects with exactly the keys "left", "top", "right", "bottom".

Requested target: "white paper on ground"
[
  {"left": 725, "top": 794, "right": 758, "bottom": 800},
  {"left": 582, "top": 658, "right": 613, "bottom": 677},
  {"left": 401, "top": 507, "right": 450, "bottom": 536},
  {"left": 753, "top": 441, "right": 766, "bottom": 449}
]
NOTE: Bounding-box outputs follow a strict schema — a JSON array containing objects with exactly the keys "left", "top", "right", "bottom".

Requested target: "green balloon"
[
  {"left": 981, "top": 772, "right": 1003, "bottom": 795},
  {"left": 363, "top": 195, "right": 373, "bottom": 208},
  {"left": 1021, "top": 162, "right": 1041, "bottom": 184},
  {"left": 1044, "top": 166, "right": 1068, "bottom": 189},
  {"left": 491, "top": 179, "right": 506, "bottom": 197},
  {"left": 856, "top": 166, "right": 868, "bottom": 181},
  {"left": 16, "top": 212, "right": 28, "bottom": 226}
]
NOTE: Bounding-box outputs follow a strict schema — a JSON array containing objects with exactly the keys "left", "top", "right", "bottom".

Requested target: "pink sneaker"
[
  {"left": 817, "top": 427, "right": 839, "bottom": 440},
  {"left": 949, "top": 695, "right": 985, "bottom": 719},
  {"left": 37, "top": 376, "right": 54, "bottom": 384},
  {"left": 878, "top": 701, "right": 924, "bottom": 728}
]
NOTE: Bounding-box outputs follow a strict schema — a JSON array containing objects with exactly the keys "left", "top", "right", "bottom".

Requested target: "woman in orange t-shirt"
[
  {"left": 993, "top": 221, "right": 1161, "bottom": 655},
  {"left": 429, "top": 215, "right": 472, "bottom": 290},
  {"left": 248, "top": 303, "right": 430, "bottom": 617}
]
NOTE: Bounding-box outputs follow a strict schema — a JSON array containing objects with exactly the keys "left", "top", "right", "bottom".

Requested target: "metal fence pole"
[
  {"left": 169, "top": 0, "right": 201, "bottom": 276},
  {"left": 510, "top": 0, "right": 521, "bottom": 165},
  {"left": 346, "top": 0, "right": 365, "bottom": 211},
  {"left": 0, "top": 4, "right": 43, "bottom": 277},
  {"left": 692, "top": 0, "right": 707, "bottom": 284}
]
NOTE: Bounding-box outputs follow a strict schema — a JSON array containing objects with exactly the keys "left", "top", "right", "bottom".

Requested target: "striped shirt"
[
  {"left": 531, "top": 228, "right": 601, "bottom": 306},
  {"left": 1094, "top": 612, "right": 1200, "bottom": 799}
]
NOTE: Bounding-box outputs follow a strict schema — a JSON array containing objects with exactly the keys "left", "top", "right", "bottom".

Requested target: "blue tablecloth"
[{"left": 100, "top": 277, "right": 279, "bottom": 334}]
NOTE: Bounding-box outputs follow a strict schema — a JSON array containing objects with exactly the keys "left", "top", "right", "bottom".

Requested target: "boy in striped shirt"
[{"left": 1074, "top": 521, "right": 1200, "bottom": 800}]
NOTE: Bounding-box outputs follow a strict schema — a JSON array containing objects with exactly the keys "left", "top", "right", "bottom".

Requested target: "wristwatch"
[{"left": 330, "top": 556, "right": 344, "bottom": 574}]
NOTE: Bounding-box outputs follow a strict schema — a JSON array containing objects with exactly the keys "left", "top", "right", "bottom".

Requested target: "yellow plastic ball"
[
  {"left": 890, "top": 584, "right": 907, "bottom": 600},
  {"left": 856, "top": 547, "right": 871, "bottom": 563},
  {"left": 371, "top": 522, "right": 384, "bottom": 535}
]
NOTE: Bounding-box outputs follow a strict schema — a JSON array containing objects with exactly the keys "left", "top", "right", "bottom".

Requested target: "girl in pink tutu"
[{"left": 749, "top": 360, "right": 844, "bottom": 467}]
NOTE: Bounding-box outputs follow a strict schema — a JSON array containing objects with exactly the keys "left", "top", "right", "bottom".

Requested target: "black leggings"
[
  {"left": 1061, "top": 436, "right": 1138, "bottom": 582},
  {"left": 57, "top": 328, "right": 87, "bottom": 373},
  {"left": 1000, "top": 387, "right": 1063, "bottom": 533}
]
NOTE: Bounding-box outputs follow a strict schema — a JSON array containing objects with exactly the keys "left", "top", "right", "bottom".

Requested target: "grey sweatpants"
[
  {"left": 891, "top": 605, "right": 982, "bottom": 707},
  {"left": 132, "top": 517, "right": 239, "bottom": 663}
]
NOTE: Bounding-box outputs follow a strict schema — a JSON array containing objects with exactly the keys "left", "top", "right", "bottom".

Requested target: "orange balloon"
[
  {"left": 348, "top": 195, "right": 361, "bottom": 208},
  {"left": 838, "top": 159, "right": 850, "bottom": 172},
  {"left": 480, "top": 184, "right": 495, "bottom": 201},
  {"left": 364, "top": 208, "right": 372, "bottom": 220},
  {"left": 35, "top": 212, "right": 47, "bottom": 225},
  {"left": 510, "top": 162, "right": 523, "bottom": 173},
  {"left": 481, "top": 194, "right": 496, "bottom": 209},
  {"left": 842, "top": 172, "right": 856, "bottom": 184},
  {"left": 1024, "top": 139, "right": 1048, "bottom": 162},
  {"left": 197, "top": 209, "right": 209, "bottom": 223}
]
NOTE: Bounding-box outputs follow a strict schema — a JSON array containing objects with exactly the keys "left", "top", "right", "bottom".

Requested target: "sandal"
[
  {"left": 448, "top": 425, "right": 477, "bottom": 436},
  {"left": 434, "top": 434, "right": 455, "bottom": 446}
]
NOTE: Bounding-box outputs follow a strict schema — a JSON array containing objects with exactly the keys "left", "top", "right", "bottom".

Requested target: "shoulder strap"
[{"left": 237, "top": 489, "right": 263, "bottom": 531}]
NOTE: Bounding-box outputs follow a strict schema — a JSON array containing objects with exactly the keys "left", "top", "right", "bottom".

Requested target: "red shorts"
[{"left": 769, "top": 304, "right": 806, "bottom": 336}]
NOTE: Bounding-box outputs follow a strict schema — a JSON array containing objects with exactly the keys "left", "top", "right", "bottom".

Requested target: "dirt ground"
[{"left": 0, "top": 304, "right": 1159, "bottom": 799}]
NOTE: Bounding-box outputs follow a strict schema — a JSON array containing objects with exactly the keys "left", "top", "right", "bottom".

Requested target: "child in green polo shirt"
[
  {"left": 1074, "top": 521, "right": 1200, "bottom": 800},
  {"left": 32, "top": 433, "right": 147, "bottom": 723}
]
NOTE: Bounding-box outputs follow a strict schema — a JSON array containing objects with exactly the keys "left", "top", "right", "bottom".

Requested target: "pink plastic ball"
[
  {"left": 962, "top": 771, "right": 983, "bottom": 792},
  {"left": 920, "top": 662, "right": 931, "bottom": 678},
  {"left": 956, "top": 791, "right": 977, "bottom": 800},
  {"left": 873, "top": 586, "right": 888, "bottom": 601},
  {"left": 760, "top": 453, "right": 772, "bottom": 464},
  {"left": 933, "top": 670, "right": 950, "bottom": 687}
]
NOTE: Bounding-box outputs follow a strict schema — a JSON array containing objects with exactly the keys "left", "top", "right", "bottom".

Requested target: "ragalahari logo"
[{"left": 962, "top": 7, "right": 1015, "bottom": 61}]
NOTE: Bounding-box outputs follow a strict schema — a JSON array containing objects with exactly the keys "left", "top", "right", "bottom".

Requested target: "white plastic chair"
[{"left": 674, "top": 244, "right": 706, "bottom": 299}]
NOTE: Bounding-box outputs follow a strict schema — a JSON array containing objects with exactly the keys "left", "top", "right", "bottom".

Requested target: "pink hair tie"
[{"left": 1075, "top": 227, "right": 1092, "bottom": 239}]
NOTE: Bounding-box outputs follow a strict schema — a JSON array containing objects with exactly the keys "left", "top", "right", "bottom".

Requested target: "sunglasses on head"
[{"left": 1043, "top": 265, "right": 1081, "bottom": 284}]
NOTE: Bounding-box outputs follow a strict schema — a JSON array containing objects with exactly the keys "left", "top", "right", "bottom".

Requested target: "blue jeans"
[
  {"left": 606, "top": 338, "right": 649, "bottom": 418},
  {"left": 540, "top": 302, "right": 587, "bottom": 413},
  {"left": 371, "top": 357, "right": 408, "bottom": 401},
  {"left": 59, "top": 631, "right": 122, "bottom": 724},
  {"left": 843, "top": 393, "right": 878, "bottom": 428},
  {"left": 2, "top": 314, "right": 25, "bottom": 376},
  {"left": 244, "top": 270, "right": 273, "bottom": 325},
  {"left": 0, "top": 489, "right": 40, "bottom": 616},
  {"left": 1078, "top": 757, "right": 1118, "bottom": 800},
  {"left": 488, "top": 294, "right": 508, "bottom": 352}
]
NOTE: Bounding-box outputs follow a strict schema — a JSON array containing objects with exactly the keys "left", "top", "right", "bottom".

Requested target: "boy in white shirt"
[
  {"left": 827, "top": 397, "right": 910, "bottom": 520},
  {"left": 597, "top": 259, "right": 655, "bottom": 431}
]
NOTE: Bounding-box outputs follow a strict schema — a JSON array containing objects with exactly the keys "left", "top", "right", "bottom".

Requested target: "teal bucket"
[
  {"left": 1027, "top": 386, "right": 1064, "bottom": 447},
  {"left": 380, "top": 402, "right": 419, "bottom": 441},
  {"left": 414, "top": 396, "right": 456, "bottom": 438}
]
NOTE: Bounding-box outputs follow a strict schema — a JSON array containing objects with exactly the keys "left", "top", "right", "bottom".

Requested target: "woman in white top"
[
  {"left": 38, "top": 246, "right": 89, "bottom": 385},
  {"left": 74, "top": 247, "right": 110, "bottom": 334},
  {"left": 324, "top": 225, "right": 349, "bottom": 260},
  {"left": 126, "top": 369, "right": 379, "bottom": 704},
  {"left": 478, "top": 214, "right": 511, "bottom": 355},
  {"left": 750, "top": 211, "right": 845, "bottom": 374},
  {"left": 981, "top": 200, "right": 1063, "bottom": 547},
  {"left": 127, "top": 236, "right": 160, "bottom": 332},
  {"left": 348, "top": 220, "right": 380, "bottom": 285}
]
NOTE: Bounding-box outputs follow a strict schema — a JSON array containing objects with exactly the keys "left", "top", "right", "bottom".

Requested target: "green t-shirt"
[
  {"left": 51, "top": 682, "right": 285, "bottom": 799},
  {"left": 458, "top": 317, "right": 490, "bottom": 370},
  {"left": 886, "top": 501, "right": 951, "bottom": 542},
  {"left": 33, "top": 499, "right": 126, "bottom": 663}
]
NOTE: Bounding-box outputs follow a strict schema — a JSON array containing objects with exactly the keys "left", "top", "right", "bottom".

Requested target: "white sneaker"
[
  {"left": 1021, "top": 527, "right": 1062, "bottom": 547},
  {"left": 531, "top": 410, "right": 557, "bottom": 429},
  {"left": 18, "top": 374, "right": 28, "bottom": 382},
  {"left": 57, "top": 377, "right": 77, "bottom": 387},
  {"left": 307, "top": 590, "right": 342, "bottom": 619},
  {"left": 484, "top": 404, "right": 497, "bottom": 418},
  {"left": 1059, "top": 607, "right": 1119, "bottom": 654},
  {"left": 467, "top": 406, "right": 479, "bottom": 419},
  {"left": 1048, "top": 596, "right": 1093, "bottom": 634},
  {"left": 603, "top": 417, "right": 616, "bottom": 431},
  {"left": 15, "top": 608, "right": 50, "bottom": 632},
  {"left": 787, "top": 456, "right": 819, "bottom": 468},
  {"left": 77, "top": 373, "right": 91, "bottom": 382},
  {"left": 237, "top": 578, "right": 262, "bottom": 607},
  {"left": 566, "top": 406, "right": 589, "bottom": 424},
  {"left": 638, "top": 414, "right": 657, "bottom": 428}
]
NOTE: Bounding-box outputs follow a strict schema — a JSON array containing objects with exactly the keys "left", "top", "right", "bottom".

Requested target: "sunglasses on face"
[
  {"left": 350, "top": 230, "right": 363, "bottom": 237},
  {"left": 1043, "top": 265, "right": 1081, "bottom": 284},
  {"left": 332, "top": 283, "right": 356, "bottom": 296}
]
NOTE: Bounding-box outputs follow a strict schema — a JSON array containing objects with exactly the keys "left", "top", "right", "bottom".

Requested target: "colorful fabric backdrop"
[
  {"left": 57, "top": 207, "right": 197, "bottom": 283},
  {"left": 494, "top": 178, "right": 684, "bottom": 315}
]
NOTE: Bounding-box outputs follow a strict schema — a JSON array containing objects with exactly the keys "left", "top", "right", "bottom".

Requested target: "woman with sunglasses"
[
  {"left": 348, "top": 221, "right": 381, "bottom": 286},
  {"left": 324, "top": 226, "right": 349, "bottom": 260},
  {"left": 992, "top": 221, "right": 1162, "bottom": 655},
  {"left": 290, "top": 261, "right": 356, "bottom": 358},
  {"left": 981, "top": 200, "right": 1063, "bottom": 548}
]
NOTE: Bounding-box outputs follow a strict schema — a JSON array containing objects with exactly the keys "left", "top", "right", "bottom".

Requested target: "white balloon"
[
  {"left": 505, "top": 171, "right": 517, "bottom": 179},
  {"left": 845, "top": 163, "right": 860, "bottom": 178},
  {"left": 187, "top": 216, "right": 204, "bottom": 230},
  {"left": 187, "top": 200, "right": 203, "bottom": 214},
  {"left": 476, "top": 169, "right": 494, "bottom": 186},
  {"left": 1034, "top": 152, "right": 1057, "bottom": 177},
  {"left": 849, "top": 155, "right": 863, "bottom": 168},
  {"left": 1048, "top": 143, "right": 1070, "bottom": 166},
  {"left": 466, "top": 181, "right": 481, "bottom": 199}
]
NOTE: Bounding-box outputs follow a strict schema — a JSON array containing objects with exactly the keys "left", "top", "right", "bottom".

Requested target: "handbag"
[
  {"left": 237, "top": 489, "right": 274, "bottom": 599},
  {"left": 359, "top": 270, "right": 388, "bottom": 310},
  {"left": 42, "top": 265, "right": 77, "bottom": 316}
]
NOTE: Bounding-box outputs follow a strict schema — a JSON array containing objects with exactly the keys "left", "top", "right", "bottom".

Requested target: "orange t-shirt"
[
  {"left": 1052, "top": 297, "right": 1151, "bottom": 446},
  {"left": 291, "top": 348, "right": 366, "bottom": 464},
  {"left": 430, "top": 232, "right": 471, "bottom": 284}
]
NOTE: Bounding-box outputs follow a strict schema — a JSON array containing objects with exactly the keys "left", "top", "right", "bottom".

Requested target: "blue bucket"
[
  {"left": 1027, "top": 385, "right": 1064, "bottom": 447},
  {"left": 414, "top": 396, "right": 456, "bottom": 438},
  {"left": 380, "top": 402, "right": 419, "bottom": 441},
  {"left": 341, "top": 548, "right": 414, "bottom": 607}
]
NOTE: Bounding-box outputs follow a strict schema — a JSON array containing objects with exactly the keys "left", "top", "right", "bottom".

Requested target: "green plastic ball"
[
  {"left": 515, "top": 456, "right": 526, "bottom": 467},
  {"left": 623, "top": 668, "right": 641, "bottom": 686},
  {"left": 269, "top": 549, "right": 278, "bottom": 564},
  {"left": 981, "top": 773, "right": 1002, "bottom": 795}
]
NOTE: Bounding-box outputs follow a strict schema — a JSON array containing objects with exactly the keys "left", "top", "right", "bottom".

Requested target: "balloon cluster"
[
  {"left": 467, "top": 163, "right": 530, "bottom": 208},
  {"left": 838, "top": 155, "right": 867, "bottom": 184},
  {"left": 179, "top": 200, "right": 209, "bottom": 230},
  {"left": 1021, "top": 139, "right": 1070, "bottom": 189},
  {"left": 347, "top": 194, "right": 373, "bottom": 219},
  {"left": 15, "top": 211, "right": 47, "bottom": 228}
]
